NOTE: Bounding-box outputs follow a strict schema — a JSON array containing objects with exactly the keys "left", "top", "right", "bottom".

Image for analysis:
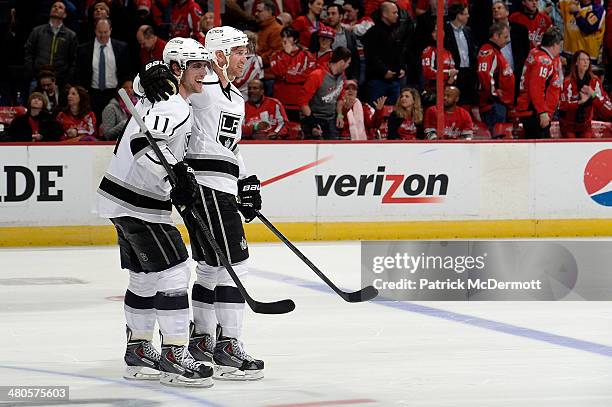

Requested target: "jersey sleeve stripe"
[
  {"left": 98, "top": 176, "right": 172, "bottom": 213},
  {"left": 185, "top": 158, "right": 240, "bottom": 178}
]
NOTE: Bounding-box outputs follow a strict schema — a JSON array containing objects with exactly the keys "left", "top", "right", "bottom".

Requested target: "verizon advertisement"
[{"left": 245, "top": 143, "right": 480, "bottom": 222}]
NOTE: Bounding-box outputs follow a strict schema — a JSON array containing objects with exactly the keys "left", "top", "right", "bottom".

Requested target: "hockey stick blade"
[
  {"left": 251, "top": 299, "right": 296, "bottom": 314},
  {"left": 255, "top": 211, "right": 378, "bottom": 303},
  {"left": 118, "top": 89, "right": 295, "bottom": 315}
]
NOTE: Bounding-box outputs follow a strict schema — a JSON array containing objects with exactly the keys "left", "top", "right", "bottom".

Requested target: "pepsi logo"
[{"left": 584, "top": 149, "right": 612, "bottom": 206}]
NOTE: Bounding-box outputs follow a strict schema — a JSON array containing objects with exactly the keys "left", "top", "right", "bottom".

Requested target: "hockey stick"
[
  {"left": 254, "top": 211, "right": 378, "bottom": 303},
  {"left": 118, "top": 89, "right": 295, "bottom": 315}
]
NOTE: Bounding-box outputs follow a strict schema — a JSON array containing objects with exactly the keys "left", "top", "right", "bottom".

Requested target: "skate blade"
[
  {"left": 160, "top": 372, "right": 214, "bottom": 388},
  {"left": 213, "top": 365, "right": 264, "bottom": 381},
  {"left": 123, "top": 366, "right": 161, "bottom": 380}
]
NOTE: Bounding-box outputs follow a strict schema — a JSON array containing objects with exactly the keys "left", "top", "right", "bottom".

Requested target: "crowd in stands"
[{"left": 0, "top": 0, "right": 610, "bottom": 141}]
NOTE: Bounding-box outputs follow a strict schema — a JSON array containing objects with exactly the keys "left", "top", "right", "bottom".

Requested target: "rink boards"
[{"left": 0, "top": 140, "right": 610, "bottom": 246}]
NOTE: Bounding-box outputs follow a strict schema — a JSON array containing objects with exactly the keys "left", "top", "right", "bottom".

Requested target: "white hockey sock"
[
  {"left": 215, "top": 286, "right": 245, "bottom": 339},
  {"left": 155, "top": 261, "right": 191, "bottom": 346},
  {"left": 156, "top": 290, "right": 190, "bottom": 346},
  {"left": 125, "top": 270, "right": 158, "bottom": 340},
  {"left": 193, "top": 262, "right": 219, "bottom": 337},
  {"left": 215, "top": 261, "right": 248, "bottom": 339}
]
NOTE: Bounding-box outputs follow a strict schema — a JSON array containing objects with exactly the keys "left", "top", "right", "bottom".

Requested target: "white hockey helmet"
[
  {"left": 163, "top": 37, "right": 213, "bottom": 70},
  {"left": 204, "top": 26, "right": 249, "bottom": 56}
]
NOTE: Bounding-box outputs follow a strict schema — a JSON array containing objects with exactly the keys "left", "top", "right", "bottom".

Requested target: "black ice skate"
[
  {"left": 159, "top": 344, "right": 214, "bottom": 387},
  {"left": 213, "top": 336, "right": 264, "bottom": 381},
  {"left": 188, "top": 321, "right": 215, "bottom": 363},
  {"left": 123, "top": 326, "right": 161, "bottom": 380}
]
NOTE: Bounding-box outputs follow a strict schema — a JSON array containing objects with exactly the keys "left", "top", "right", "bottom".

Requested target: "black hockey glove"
[
  {"left": 140, "top": 60, "right": 178, "bottom": 103},
  {"left": 170, "top": 162, "right": 199, "bottom": 208},
  {"left": 237, "top": 175, "right": 262, "bottom": 223}
]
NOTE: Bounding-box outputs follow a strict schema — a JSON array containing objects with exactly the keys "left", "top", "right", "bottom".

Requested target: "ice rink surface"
[{"left": 1, "top": 241, "right": 611, "bottom": 407}]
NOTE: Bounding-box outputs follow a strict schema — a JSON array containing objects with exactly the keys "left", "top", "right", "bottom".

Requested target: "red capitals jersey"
[
  {"left": 243, "top": 96, "right": 289, "bottom": 139},
  {"left": 509, "top": 11, "right": 552, "bottom": 48},
  {"left": 560, "top": 75, "right": 606, "bottom": 124},
  {"left": 270, "top": 48, "right": 316, "bottom": 111},
  {"left": 421, "top": 46, "right": 455, "bottom": 93},
  {"left": 477, "top": 42, "right": 515, "bottom": 112},
  {"left": 594, "top": 91, "right": 612, "bottom": 120},
  {"left": 387, "top": 111, "right": 420, "bottom": 140},
  {"left": 316, "top": 49, "right": 333, "bottom": 70},
  {"left": 517, "top": 47, "right": 563, "bottom": 115},
  {"left": 423, "top": 106, "right": 473, "bottom": 140},
  {"left": 171, "top": 0, "right": 203, "bottom": 38}
]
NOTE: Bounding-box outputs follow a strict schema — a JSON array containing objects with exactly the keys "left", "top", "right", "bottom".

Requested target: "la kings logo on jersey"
[{"left": 217, "top": 111, "right": 242, "bottom": 150}]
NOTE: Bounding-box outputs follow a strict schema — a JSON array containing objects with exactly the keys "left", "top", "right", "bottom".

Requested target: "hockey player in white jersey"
[
  {"left": 97, "top": 37, "right": 216, "bottom": 387},
  {"left": 139, "top": 26, "right": 265, "bottom": 381}
]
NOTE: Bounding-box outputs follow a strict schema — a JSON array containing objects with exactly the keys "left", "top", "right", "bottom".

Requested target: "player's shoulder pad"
[{"left": 144, "top": 94, "right": 190, "bottom": 136}]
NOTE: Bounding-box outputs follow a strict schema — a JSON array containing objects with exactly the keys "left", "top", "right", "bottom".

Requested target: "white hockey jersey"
[
  {"left": 185, "top": 79, "right": 246, "bottom": 196},
  {"left": 97, "top": 94, "right": 192, "bottom": 224}
]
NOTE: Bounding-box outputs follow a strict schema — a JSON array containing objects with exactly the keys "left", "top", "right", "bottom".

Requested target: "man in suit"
[
  {"left": 77, "top": 18, "right": 129, "bottom": 121},
  {"left": 444, "top": 2, "right": 478, "bottom": 107},
  {"left": 492, "top": 0, "right": 530, "bottom": 104}
]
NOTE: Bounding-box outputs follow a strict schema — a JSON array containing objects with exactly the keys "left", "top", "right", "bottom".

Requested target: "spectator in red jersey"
[
  {"left": 6, "top": 92, "right": 62, "bottom": 142},
  {"left": 509, "top": 0, "right": 552, "bottom": 48},
  {"left": 292, "top": 0, "right": 324, "bottom": 47},
  {"left": 256, "top": 0, "right": 283, "bottom": 75},
  {"left": 270, "top": 27, "right": 317, "bottom": 122},
  {"left": 421, "top": 25, "right": 458, "bottom": 106},
  {"left": 136, "top": 25, "right": 167, "bottom": 68},
  {"left": 299, "top": 47, "right": 352, "bottom": 139},
  {"left": 516, "top": 27, "right": 563, "bottom": 139},
  {"left": 424, "top": 86, "right": 474, "bottom": 140},
  {"left": 388, "top": 87, "right": 424, "bottom": 139},
  {"left": 559, "top": 50, "right": 608, "bottom": 138},
  {"left": 56, "top": 85, "right": 98, "bottom": 141},
  {"left": 243, "top": 79, "right": 289, "bottom": 139},
  {"left": 477, "top": 22, "right": 515, "bottom": 135},
  {"left": 337, "top": 80, "right": 385, "bottom": 140},
  {"left": 310, "top": 25, "right": 335, "bottom": 68},
  {"left": 171, "top": 0, "right": 203, "bottom": 39}
]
